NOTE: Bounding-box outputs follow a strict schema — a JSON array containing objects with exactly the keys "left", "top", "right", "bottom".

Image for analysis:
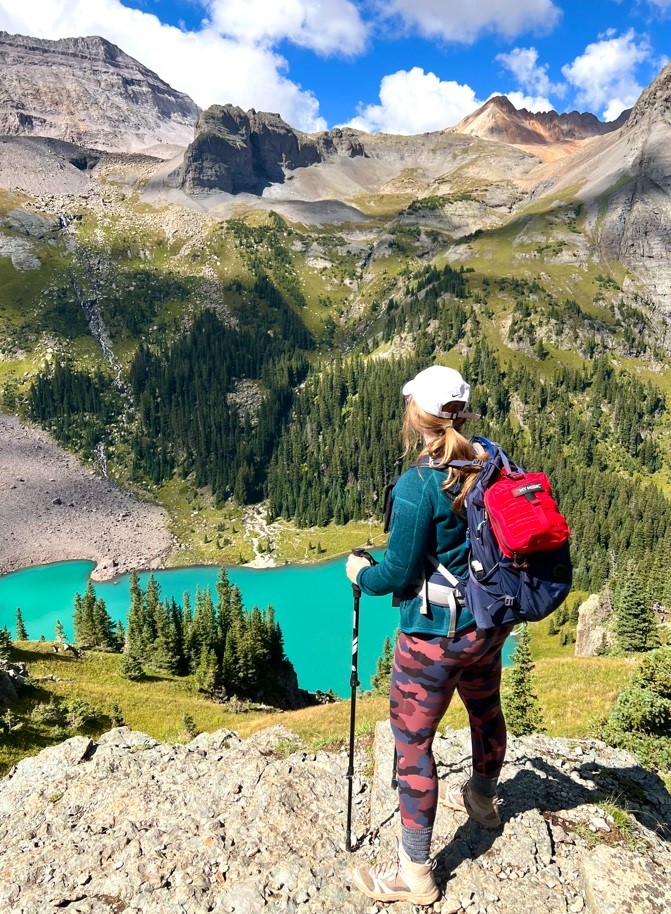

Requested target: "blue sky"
[{"left": 0, "top": 1, "right": 669, "bottom": 132}]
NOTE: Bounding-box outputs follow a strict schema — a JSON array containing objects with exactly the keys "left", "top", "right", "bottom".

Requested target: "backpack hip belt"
[{"left": 416, "top": 555, "right": 465, "bottom": 638}]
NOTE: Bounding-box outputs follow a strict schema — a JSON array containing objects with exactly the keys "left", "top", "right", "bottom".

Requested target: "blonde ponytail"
[{"left": 402, "top": 397, "right": 486, "bottom": 513}]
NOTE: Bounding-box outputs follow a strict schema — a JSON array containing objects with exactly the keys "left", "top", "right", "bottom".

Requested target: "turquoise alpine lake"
[{"left": 0, "top": 559, "right": 514, "bottom": 695}]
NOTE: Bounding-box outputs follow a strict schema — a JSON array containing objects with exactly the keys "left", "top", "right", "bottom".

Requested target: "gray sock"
[
  {"left": 401, "top": 824, "right": 433, "bottom": 863},
  {"left": 470, "top": 771, "right": 498, "bottom": 798}
]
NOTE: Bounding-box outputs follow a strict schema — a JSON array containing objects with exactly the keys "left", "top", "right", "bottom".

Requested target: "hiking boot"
[
  {"left": 440, "top": 779, "right": 502, "bottom": 829},
  {"left": 351, "top": 843, "right": 440, "bottom": 905}
]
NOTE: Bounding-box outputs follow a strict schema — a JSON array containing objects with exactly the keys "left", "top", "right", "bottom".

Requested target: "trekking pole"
[{"left": 346, "top": 548, "right": 375, "bottom": 853}]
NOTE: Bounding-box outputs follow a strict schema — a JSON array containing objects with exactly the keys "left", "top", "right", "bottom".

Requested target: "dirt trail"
[{"left": 242, "top": 503, "right": 278, "bottom": 568}]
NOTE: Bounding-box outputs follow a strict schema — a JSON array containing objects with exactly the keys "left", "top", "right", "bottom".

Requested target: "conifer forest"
[
  {"left": 25, "top": 253, "right": 671, "bottom": 610},
  {"left": 72, "top": 570, "right": 299, "bottom": 708}
]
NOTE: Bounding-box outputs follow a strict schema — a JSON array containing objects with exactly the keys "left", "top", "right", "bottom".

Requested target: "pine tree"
[
  {"left": 143, "top": 575, "right": 161, "bottom": 648},
  {"left": 55, "top": 620, "right": 65, "bottom": 642},
  {"left": 372, "top": 635, "right": 395, "bottom": 693},
  {"left": 15, "top": 608, "right": 28, "bottom": 641},
  {"left": 127, "top": 571, "right": 145, "bottom": 656},
  {"left": 148, "top": 599, "right": 180, "bottom": 674},
  {"left": 93, "top": 596, "right": 118, "bottom": 651},
  {"left": 503, "top": 625, "right": 545, "bottom": 736},
  {"left": 265, "top": 606, "right": 284, "bottom": 668},
  {"left": 188, "top": 587, "right": 218, "bottom": 665},
  {"left": 73, "top": 583, "right": 96, "bottom": 646},
  {"left": 216, "top": 568, "right": 233, "bottom": 653},
  {"left": 546, "top": 615, "right": 558, "bottom": 636},
  {"left": 120, "top": 651, "right": 145, "bottom": 681},
  {"left": 222, "top": 621, "right": 241, "bottom": 697},
  {"left": 182, "top": 592, "right": 192, "bottom": 665},
  {"left": 567, "top": 601, "right": 580, "bottom": 625},
  {"left": 0, "top": 627, "right": 12, "bottom": 660},
  {"left": 614, "top": 580, "right": 660, "bottom": 653},
  {"left": 193, "top": 646, "right": 221, "bottom": 697}
]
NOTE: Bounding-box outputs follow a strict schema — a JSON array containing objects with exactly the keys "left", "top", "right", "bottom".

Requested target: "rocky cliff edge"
[
  {"left": 180, "top": 104, "right": 366, "bottom": 196},
  {"left": 1, "top": 722, "right": 669, "bottom": 914}
]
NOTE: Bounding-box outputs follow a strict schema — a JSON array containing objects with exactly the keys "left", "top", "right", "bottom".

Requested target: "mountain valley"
[
  {"left": 0, "top": 31, "right": 670, "bottom": 589},
  {"left": 1, "top": 32, "right": 671, "bottom": 911}
]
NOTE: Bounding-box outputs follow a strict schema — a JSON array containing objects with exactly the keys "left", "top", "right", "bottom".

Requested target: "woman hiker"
[{"left": 345, "top": 365, "right": 513, "bottom": 906}]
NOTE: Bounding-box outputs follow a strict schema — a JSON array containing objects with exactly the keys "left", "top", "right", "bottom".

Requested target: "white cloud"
[
  {"left": 497, "top": 47, "right": 564, "bottom": 98},
  {"left": 0, "top": 0, "right": 357, "bottom": 130},
  {"left": 561, "top": 29, "right": 651, "bottom": 120},
  {"left": 376, "top": 0, "right": 561, "bottom": 44},
  {"left": 501, "top": 91, "right": 554, "bottom": 112},
  {"left": 346, "top": 67, "right": 482, "bottom": 134},
  {"left": 646, "top": 0, "right": 671, "bottom": 10},
  {"left": 206, "top": 0, "right": 367, "bottom": 56}
]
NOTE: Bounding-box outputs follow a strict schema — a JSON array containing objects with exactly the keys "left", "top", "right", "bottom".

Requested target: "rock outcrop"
[
  {"left": 180, "top": 104, "right": 366, "bottom": 195},
  {"left": 0, "top": 659, "right": 27, "bottom": 703},
  {"left": 1, "top": 722, "right": 669, "bottom": 913},
  {"left": 451, "top": 96, "right": 629, "bottom": 147},
  {"left": 0, "top": 32, "right": 200, "bottom": 153},
  {"left": 575, "top": 593, "right": 615, "bottom": 657}
]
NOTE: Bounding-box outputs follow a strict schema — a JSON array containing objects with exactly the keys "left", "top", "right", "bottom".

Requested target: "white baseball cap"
[{"left": 402, "top": 366, "right": 480, "bottom": 420}]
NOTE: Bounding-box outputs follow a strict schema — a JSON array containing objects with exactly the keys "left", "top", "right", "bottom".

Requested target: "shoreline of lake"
[
  {"left": 0, "top": 413, "right": 174, "bottom": 582},
  {"left": 0, "top": 412, "right": 376, "bottom": 581},
  {"left": 0, "top": 555, "right": 404, "bottom": 696}
]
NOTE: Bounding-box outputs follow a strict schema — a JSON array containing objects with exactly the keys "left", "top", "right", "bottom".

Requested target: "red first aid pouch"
[{"left": 484, "top": 470, "right": 570, "bottom": 560}]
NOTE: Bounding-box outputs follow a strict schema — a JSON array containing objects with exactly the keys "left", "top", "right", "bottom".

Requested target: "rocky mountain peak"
[
  {"left": 181, "top": 103, "right": 366, "bottom": 196},
  {"left": 487, "top": 94, "right": 519, "bottom": 114},
  {"left": 451, "top": 96, "right": 629, "bottom": 148},
  {"left": 0, "top": 31, "right": 200, "bottom": 153},
  {"left": 2, "top": 31, "right": 119, "bottom": 61},
  {"left": 624, "top": 60, "right": 671, "bottom": 131}
]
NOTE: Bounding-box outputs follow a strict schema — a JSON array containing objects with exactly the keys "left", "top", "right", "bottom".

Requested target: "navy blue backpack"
[{"left": 447, "top": 436, "right": 573, "bottom": 630}]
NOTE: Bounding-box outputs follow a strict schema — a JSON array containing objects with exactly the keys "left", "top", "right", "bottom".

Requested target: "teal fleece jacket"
[{"left": 356, "top": 464, "right": 474, "bottom": 636}]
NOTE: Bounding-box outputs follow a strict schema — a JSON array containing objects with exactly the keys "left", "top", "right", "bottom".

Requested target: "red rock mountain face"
[{"left": 450, "top": 95, "right": 630, "bottom": 147}]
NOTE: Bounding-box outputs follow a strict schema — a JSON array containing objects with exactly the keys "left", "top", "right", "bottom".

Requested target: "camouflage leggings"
[{"left": 390, "top": 624, "right": 512, "bottom": 830}]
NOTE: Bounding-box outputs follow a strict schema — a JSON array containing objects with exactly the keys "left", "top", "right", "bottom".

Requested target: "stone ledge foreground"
[{"left": 0, "top": 723, "right": 670, "bottom": 914}]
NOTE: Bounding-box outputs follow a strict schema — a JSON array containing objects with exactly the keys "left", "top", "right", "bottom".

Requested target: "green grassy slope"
[{"left": 0, "top": 636, "right": 635, "bottom": 776}]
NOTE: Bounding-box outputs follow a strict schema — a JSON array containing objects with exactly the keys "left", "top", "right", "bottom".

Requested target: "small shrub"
[
  {"left": 178, "top": 713, "right": 199, "bottom": 741},
  {"left": 110, "top": 702, "right": 125, "bottom": 727},
  {"left": 1, "top": 710, "right": 22, "bottom": 733},
  {"left": 598, "top": 646, "right": 671, "bottom": 771},
  {"left": 30, "top": 700, "right": 65, "bottom": 727},
  {"left": 64, "top": 698, "right": 102, "bottom": 729}
]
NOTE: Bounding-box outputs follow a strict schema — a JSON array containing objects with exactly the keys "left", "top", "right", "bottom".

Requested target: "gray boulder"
[{"left": 1, "top": 722, "right": 669, "bottom": 913}]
